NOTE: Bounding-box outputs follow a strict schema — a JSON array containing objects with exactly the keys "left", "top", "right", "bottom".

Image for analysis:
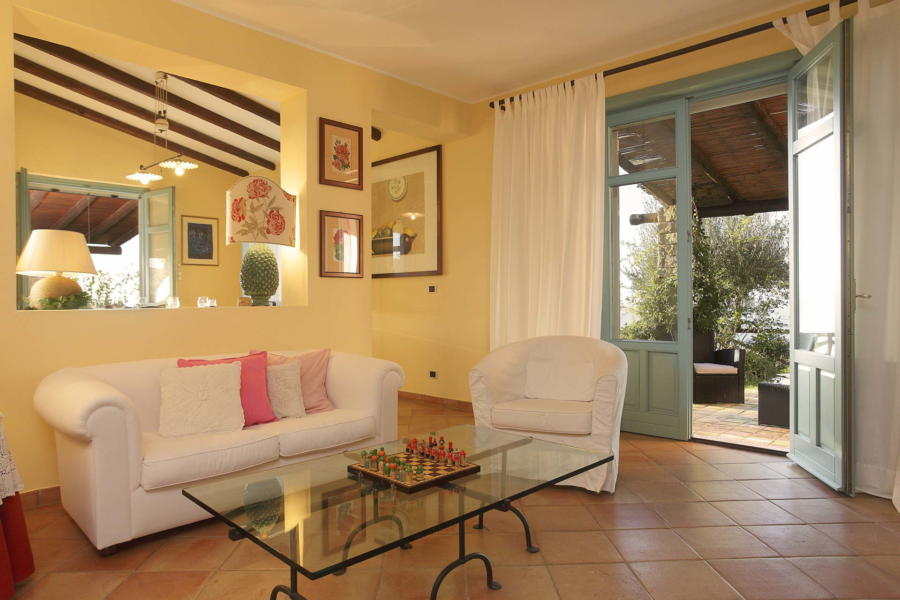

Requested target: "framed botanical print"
[
  {"left": 319, "top": 118, "right": 363, "bottom": 190},
  {"left": 371, "top": 145, "right": 442, "bottom": 278},
  {"left": 319, "top": 210, "right": 363, "bottom": 278},
  {"left": 181, "top": 215, "right": 218, "bottom": 266}
]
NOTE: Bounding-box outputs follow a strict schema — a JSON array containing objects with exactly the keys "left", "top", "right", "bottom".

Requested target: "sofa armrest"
[
  {"left": 325, "top": 353, "right": 404, "bottom": 442},
  {"left": 35, "top": 370, "right": 137, "bottom": 441},
  {"left": 469, "top": 350, "right": 528, "bottom": 427}
]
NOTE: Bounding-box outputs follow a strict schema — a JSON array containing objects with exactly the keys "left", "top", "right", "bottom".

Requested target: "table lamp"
[{"left": 16, "top": 229, "right": 97, "bottom": 309}]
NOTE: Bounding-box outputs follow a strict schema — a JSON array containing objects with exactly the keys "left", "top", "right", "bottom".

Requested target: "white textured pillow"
[
  {"left": 267, "top": 361, "right": 305, "bottom": 419},
  {"left": 159, "top": 363, "right": 244, "bottom": 437},
  {"left": 524, "top": 360, "right": 597, "bottom": 401}
]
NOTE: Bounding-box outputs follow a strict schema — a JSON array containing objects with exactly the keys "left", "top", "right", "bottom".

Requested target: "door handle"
[{"left": 855, "top": 293, "right": 872, "bottom": 299}]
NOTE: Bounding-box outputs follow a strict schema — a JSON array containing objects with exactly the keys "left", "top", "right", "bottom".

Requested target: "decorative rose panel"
[{"left": 225, "top": 176, "right": 297, "bottom": 247}]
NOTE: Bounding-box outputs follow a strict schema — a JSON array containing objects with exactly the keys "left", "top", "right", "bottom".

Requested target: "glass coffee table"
[{"left": 183, "top": 424, "right": 612, "bottom": 600}]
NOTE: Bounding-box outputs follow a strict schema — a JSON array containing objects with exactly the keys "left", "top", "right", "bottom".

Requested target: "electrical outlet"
[
  {"left": 427, "top": 285, "right": 437, "bottom": 293},
  {"left": 429, "top": 370, "right": 438, "bottom": 379}
]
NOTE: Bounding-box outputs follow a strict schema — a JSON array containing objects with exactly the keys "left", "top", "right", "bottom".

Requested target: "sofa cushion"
[
  {"left": 694, "top": 362, "right": 738, "bottom": 375},
  {"left": 492, "top": 398, "right": 592, "bottom": 435},
  {"left": 267, "top": 361, "right": 305, "bottom": 419},
  {"left": 525, "top": 360, "right": 596, "bottom": 401},
  {"left": 141, "top": 429, "right": 279, "bottom": 490},
  {"left": 250, "top": 409, "right": 376, "bottom": 457},
  {"left": 178, "top": 351, "right": 277, "bottom": 426},
  {"left": 158, "top": 363, "right": 244, "bottom": 437}
]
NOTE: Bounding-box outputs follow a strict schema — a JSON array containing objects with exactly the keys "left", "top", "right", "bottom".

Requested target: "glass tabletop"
[{"left": 182, "top": 424, "right": 612, "bottom": 578}]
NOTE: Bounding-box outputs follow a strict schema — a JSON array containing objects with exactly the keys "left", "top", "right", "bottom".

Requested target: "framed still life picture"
[
  {"left": 319, "top": 118, "right": 363, "bottom": 190},
  {"left": 371, "top": 145, "right": 442, "bottom": 278},
  {"left": 320, "top": 210, "right": 363, "bottom": 278},
  {"left": 181, "top": 215, "right": 218, "bottom": 266}
]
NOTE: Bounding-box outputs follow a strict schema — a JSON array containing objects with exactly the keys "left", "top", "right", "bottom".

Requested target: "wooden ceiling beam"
[
  {"left": 109, "top": 227, "right": 139, "bottom": 248},
  {"left": 29, "top": 189, "right": 48, "bottom": 211},
  {"left": 89, "top": 245, "right": 123, "bottom": 255},
  {"left": 89, "top": 199, "right": 138, "bottom": 241},
  {"left": 15, "top": 55, "right": 276, "bottom": 171},
  {"left": 15, "top": 34, "right": 280, "bottom": 152},
  {"left": 16, "top": 80, "right": 249, "bottom": 177},
  {"left": 169, "top": 73, "right": 280, "bottom": 125},
  {"left": 748, "top": 101, "right": 787, "bottom": 157},
  {"left": 697, "top": 198, "right": 787, "bottom": 218},
  {"left": 53, "top": 194, "right": 96, "bottom": 229}
]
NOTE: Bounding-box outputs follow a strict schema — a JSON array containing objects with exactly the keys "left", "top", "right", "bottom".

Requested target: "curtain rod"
[{"left": 488, "top": 0, "right": 857, "bottom": 109}]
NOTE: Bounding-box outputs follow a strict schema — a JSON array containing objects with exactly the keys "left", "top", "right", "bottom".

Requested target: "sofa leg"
[{"left": 99, "top": 545, "right": 119, "bottom": 557}]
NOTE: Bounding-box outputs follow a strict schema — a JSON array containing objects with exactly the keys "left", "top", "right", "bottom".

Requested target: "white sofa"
[
  {"left": 469, "top": 336, "right": 627, "bottom": 494},
  {"left": 34, "top": 350, "right": 403, "bottom": 551}
]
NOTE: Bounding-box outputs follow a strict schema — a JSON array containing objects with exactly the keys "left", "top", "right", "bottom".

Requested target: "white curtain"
[
  {"left": 490, "top": 75, "right": 605, "bottom": 348},
  {"left": 772, "top": 1, "right": 842, "bottom": 55},
  {"left": 850, "top": 0, "right": 900, "bottom": 509}
]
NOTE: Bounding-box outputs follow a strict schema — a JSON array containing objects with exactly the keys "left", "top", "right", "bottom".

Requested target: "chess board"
[{"left": 348, "top": 452, "right": 480, "bottom": 494}]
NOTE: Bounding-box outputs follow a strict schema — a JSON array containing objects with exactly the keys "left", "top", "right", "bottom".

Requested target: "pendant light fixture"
[{"left": 125, "top": 71, "right": 199, "bottom": 184}]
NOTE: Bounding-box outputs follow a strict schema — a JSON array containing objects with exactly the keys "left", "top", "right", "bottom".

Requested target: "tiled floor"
[
  {"left": 693, "top": 389, "right": 791, "bottom": 451},
  {"left": 14, "top": 396, "right": 900, "bottom": 599}
]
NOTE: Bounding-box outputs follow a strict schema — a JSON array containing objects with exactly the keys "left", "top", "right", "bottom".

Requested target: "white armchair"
[{"left": 469, "top": 336, "right": 627, "bottom": 493}]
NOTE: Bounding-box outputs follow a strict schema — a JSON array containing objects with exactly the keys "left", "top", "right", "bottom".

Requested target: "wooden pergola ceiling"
[
  {"left": 616, "top": 95, "right": 788, "bottom": 218},
  {"left": 29, "top": 190, "right": 138, "bottom": 251},
  {"left": 13, "top": 34, "right": 281, "bottom": 178}
]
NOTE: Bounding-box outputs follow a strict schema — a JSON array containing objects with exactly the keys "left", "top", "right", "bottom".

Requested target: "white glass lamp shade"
[
  {"left": 16, "top": 230, "right": 97, "bottom": 276},
  {"left": 225, "top": 176, "right": 296, "bottom": 247}
]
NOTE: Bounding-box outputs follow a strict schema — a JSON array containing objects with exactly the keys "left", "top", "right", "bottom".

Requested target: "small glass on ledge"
[{"left": 165, "top": 296, "right": 181, "bottom": 309}]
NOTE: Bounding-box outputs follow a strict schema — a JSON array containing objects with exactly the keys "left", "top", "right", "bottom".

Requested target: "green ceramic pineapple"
[{"left": 240, "top": 243, "right": 279, "bottom": 306}]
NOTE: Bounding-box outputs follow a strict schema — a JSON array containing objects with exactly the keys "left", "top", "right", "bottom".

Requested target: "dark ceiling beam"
[
  {"left": 747, "top": 101, "right": 787, "bottom": 157},
  {"left": 16, "top": 80, "right": 249, "bottom": 177},
  {"left": 89, "top": 199, "right": 138, "bottom": 241},
  {"left": 89, "top": 245, "right": 123, "bottom": 256},
  {"left": 15, "top": 34, "right": 280, "bottom": 152},
  {"left": 29, "top": 189, "right": 48, "bottom": 211},
  {"left": 169, "top": 73, "right": 280, "bottom": 125},
  {"left": 15, "top": 55, "right": 276, "bottom": 171},
  {"left": 690, "top": 141, "right": 743, "bottom": 205},
  {"left": 53, "top": 194, "right": 96, "bottom": 229},
  {"left": 109, "top": 227, "right": 139, "bottom": 248},
  {"left": 697, "top": 197, "right": 787, "bottom": 218}
]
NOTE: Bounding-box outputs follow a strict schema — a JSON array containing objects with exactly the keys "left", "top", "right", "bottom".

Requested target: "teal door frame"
[{"left": 603, "top": 98, "right": 693, "bottom": 440}]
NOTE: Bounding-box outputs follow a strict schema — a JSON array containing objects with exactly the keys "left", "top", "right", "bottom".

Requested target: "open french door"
[
  {"left": 787, "top": 22, "right": 852, "bottom": 491},
  {"left": 604, "top": 99, "right": 693, "bottom": 440}
]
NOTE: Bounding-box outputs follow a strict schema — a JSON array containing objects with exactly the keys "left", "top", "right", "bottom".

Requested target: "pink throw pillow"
[
  {"left": 259, "top": 349, "right": 334, "bottom": 414},
  {"left": 178, "top": 351, "right": 276, "bottom": 426}
]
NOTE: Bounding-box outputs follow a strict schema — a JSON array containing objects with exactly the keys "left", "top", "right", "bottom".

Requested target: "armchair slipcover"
[{"left": 469, "top": 336, "right": 627, "bottom": 493}]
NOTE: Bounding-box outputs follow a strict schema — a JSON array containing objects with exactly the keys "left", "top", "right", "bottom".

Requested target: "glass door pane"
[
  {"left": 795, "top": 49, "right": 834, "bottom": 135},
  {"left": 609, "top": 116, "right": 677, "bottom": 175}
]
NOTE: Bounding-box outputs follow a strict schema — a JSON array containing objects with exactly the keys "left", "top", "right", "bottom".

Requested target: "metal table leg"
[
  {"left": 430, "top": 519, "right": 501, "bottom": 600},
  {"left": 270, "top": 568, "right": 307, "bottom": 600},
  {"left": 470, "top": 501, "right": 539, "bottom": 553}
]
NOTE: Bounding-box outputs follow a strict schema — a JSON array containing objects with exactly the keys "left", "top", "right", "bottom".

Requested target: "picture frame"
[
  {"left": 319, "top": 210, "right": 364, "bottom": 278},
  {"left": 321, "top": 483, "right": 367, "bottom": 555},
  {"left": 319, "top": 118, "right": 364, "bottom": 190},
  {"left": 181, "top": 215, "right": 218, "bottom": 266},
  {"left": 370, "top": 145, "right": 442, "bottom": 278}
]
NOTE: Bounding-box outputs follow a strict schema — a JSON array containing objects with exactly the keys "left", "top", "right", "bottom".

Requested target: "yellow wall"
[
  {"left": 2, "top": 0, "right": 477, "bottom": 492},
  {"left": 15, "top": 93, "right": 245, "bottom": 306}
]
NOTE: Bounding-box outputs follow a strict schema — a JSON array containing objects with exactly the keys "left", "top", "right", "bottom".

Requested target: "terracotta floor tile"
[
  {"left": 549, "top": 563, "right": 652, "bottom": 600},
  {"left": 745, "top": 525, "right": 853, "bottom": 557},
  {"left": 585, "top": 503, "right": 668, "bottom": 529},
  {"left": 57, "top": 538, "right": 165, "bottom": 572},
  {"left": 520, "top": 506, "right": 600, "bottom": 532},
  {"left": 625, "top": 480, "right": 704, "bottom": 503},
  {"left": 605, "top": 529, "right": 699, "bottom": 561},
  {"left": 28, "top": 537, "right": 92, "bottom": 578},
  {"left": 194, "top": 571, "right": 295, "bottom": 600},
  {"left": 22, "top": 506, "right": 67, "bottom": 536},
  {"left": 644, "top": 450, "right": 706, "bottom": 465},
  {"left": 631, "top": 560, "right": 742, "bottom": 600},
  {"left": 662, "top": 464, "right": 733, "bottom": 482},
  {"left": 519, "top": 485, "right": 588, "bottom": 506},
  {"left": 712, "top": 463, "right": 785, "bottom": 480},
  {"left": 741, "top": 479, "right": 839, "bottom": 500},
  {"left": 864, "top": 555, "right": 900, "bottom": 578},
  {"left": 466, "top": 565, "right": 559, "bottom": 600},
  {"left": 772, "top": 499, "right": 873, "bottom": 523},
  {"left": 474, "top": 509, "right": 536, "bottom": 534},
  {"left": 139, "top": 537, "right": 238, "bottom": 571},
  {"left": 536, "top": 531, "right": 622, "bottom": 564},
  {"left": 18, "top": 571, "right": 128, "bottom": 600},
  {"left": 619, "top": 465, "right": 682, "bottom": 483},
  {"left": 579, "top": 485, "right": 643, "bottom": 504},
  {"left": 106, "top": 571, "right": 210, "bottom": 600},
  {"left": 466, "top": 532, "right": 545, "bottom": 566},
  {"left": 754, "top": 462, "right": 813, "bottom": 479},
  {"left": 649, "top": 502, "right": 735, "bottom": 527},
  {"left": 299, "top": 568, "right": 381, "bottom": 600},
  {"left": 674, "top": 526, "right": 777, "bottom": 559},
  {"left": 711, "top": 501, "right": 804, "bottom": 525},
  {"left": 220, "top": 538, "right": 288, "bottom": 570},
  {"left": 690, "top": 448, "right": 784, "bottom": 464},
  {"left": 378, "top": 566, "right": 464, "bottom": 600},
  {"left": 835, "top": 495, "right": 900, "bottom": 522},
  {"left": 709, "top": 558, "right": 832, "bottom": 600},
  {"left": 169, "top": 518, "right": 232, "bottom": 539},
  {"left": 813, "top": 523, "right": 900, "bottom": 554},
  {"left": 381, "top": 533, "right": 459, "bottom": 569},
  {"left": 686, "top": 480, "right": 765, "bottom": 501},
  {"left": 28, "top": 514, "right": 86, "bottom": 541},
  {"left": 790, "top": 556, "right": 900, "bottom": 599}
]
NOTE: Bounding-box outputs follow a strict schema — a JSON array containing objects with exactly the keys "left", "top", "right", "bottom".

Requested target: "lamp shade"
[
  {"left": 226, "top": 176, "right": 296, "bottom": 247},
  {"left": 16, "top": 229, "right": 97, "bottom": 276}
]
